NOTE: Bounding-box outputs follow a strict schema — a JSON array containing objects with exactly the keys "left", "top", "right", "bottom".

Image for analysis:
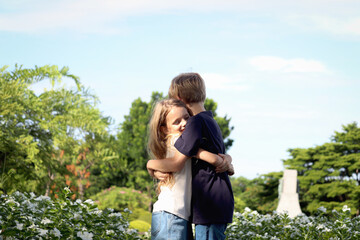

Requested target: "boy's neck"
[{"left": 187, "top": 102, "right": 206, "bottom": 115}]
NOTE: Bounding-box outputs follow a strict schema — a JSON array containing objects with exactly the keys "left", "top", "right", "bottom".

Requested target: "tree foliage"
[
  {"left": 0, "top": 65, "right": 112, "bottom": 198},
  {"left": 283, "top": 122, "right": 360, "bottom": 215},
  {"left": 231, "top": 172, "right": 282, "bottom": 214}
]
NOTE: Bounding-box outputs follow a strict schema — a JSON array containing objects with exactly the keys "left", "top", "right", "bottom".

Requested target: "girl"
[{"left": 147, "top": 99, "right": 233, "bottom": 240}]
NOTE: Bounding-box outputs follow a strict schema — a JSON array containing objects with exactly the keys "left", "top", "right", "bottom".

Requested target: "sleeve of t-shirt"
[{"left": 174, "top": 117, "right": 202, "bottom": 157}]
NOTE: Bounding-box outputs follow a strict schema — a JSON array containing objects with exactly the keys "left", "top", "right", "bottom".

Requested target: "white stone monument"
[{"left": 276, "top": 169, "right": 302, "bottom": 218}]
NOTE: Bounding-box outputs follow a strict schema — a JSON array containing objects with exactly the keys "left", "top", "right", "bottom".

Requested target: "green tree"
[
  {"left": 0, "top": 65, "right": 111, "bottom": 197},
  {"left": 283, "top": 122, "right": 360, "bottom": 215},
  {"left": 230, "top": 176, "right": 251, "bottom": 212},
  {"left": 115, "top": 92, "right": 164, "bottom": 192},
  {"left": 232, "top": 172, "right": 281, "bottom": 214}
]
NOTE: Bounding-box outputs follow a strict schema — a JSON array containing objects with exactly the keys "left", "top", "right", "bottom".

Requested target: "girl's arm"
[
  {"left": 196, "top": 148, "right": 223, "bottom": 167},
  {"left": 147, "top": 148, "right": 233, "bottom": 174},
  {"left": 196, "top": 149, "right": 234, "bottom": 174},
  {"left": 147, "top": 150, "right": 188, "bottom": 173}
]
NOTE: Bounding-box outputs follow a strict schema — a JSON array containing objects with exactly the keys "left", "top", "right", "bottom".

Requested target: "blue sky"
[{"left": 1, "top": 0, "right": 359, "bottom": 179}]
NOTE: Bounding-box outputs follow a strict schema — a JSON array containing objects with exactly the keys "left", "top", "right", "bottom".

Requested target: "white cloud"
[
  {"left": 249, "top": 56, "right": 329, "bottom": 73},
  {"left": 0, "top": 0, "right": 359, "bottom": 34},
  {"left": 289, "top": 15, "right": 360, "bottom": 36},
  {"left": 202, "top": 73, "right": 250, "bottom": 91},
  {"left": 0, "top": 0, "right": 250, "bottom": 33}
]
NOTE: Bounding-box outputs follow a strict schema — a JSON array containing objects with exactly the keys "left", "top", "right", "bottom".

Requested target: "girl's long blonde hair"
[{"left": 148, "top": 98, "right": 192, "bottom": 194}]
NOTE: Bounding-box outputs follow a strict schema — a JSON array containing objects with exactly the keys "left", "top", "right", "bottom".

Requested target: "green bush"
[
  {"left": 91, "top": 186, "right": 151, "bottom": 212},
  {"left": 129, "top": 208, "right": 152, "bottom": 224},
  {"left": 226, "top": 206, "right": 360, "bottom": 239},
  {"left": 130, "top": 220, "right": 151, "bottom": 233},
  {"left": 0, "top": 188, "right": 141, "bottom": 239}
]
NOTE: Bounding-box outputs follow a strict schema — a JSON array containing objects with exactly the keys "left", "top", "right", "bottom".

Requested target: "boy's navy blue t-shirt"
[{"left": 174, "top": 111, "right": 234, "bottom": 225}]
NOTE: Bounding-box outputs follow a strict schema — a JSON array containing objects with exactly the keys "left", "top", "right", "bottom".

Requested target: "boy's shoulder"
[
  {"left": 189, "top": 111, "right": 221, "bottom": 136},
  {"left": 190, "top": 111, "right": 213, "bottom": 121}
]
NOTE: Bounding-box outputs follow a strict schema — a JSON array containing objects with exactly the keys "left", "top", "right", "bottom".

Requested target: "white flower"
[
  {"left": 317, "top": 206, "right": 327, "bottom": 213},
  {"left": 123, "top": 208, "right": 132, "bottom": 213},
  {"left": 38, "top": 229, "right": 48, "bottom": 236},
  {"left": 109, "top": 212, "right": 122, "bottom": 218},
  {"left": 316, "top": 224, "right": 325, "bottom": 230},
  {"left": 29, "top": 223, "right": 37, "bottom": 229},
  {"left": 127, "top": 228, "right": 137, "bottom": 234},
  {"left": 13, "top": 191, "right": 23, "bottom": 198},
  {"left": 29, "top": 192, "right": 36, "bottom": 198},
  {"left": 77, "top": 231, "right": 93, "bottom": 240},
  {"left": 117, "top": 225, "right": 125, "bottom": 232},
  {"left": 252, "top": 210, "right": 259, "bottom": 216},
  {"left": 244, "top": 207, "right": 251, "bottom": 213},
  {"left": 106, "top": 230, "right": 114, "bottom": 235},
  {"left": 64, "top": 187, "right": 71, "bottom": 194},
  {"left": 84, "top": 199, "right": 94, "bottom": 205},
  {"left": 76, "top": 199, "right": 82, "bottom": 204},
  {"left": 15, "top": 221, "right": 23, "bottom": 230},
  {"left": 342, "top": 205, "right": 351, "bottom": 212},
  {"left": 22, "top": 200, "right": 36, "bottom": 212},
  {"left": 73, "top": 213, "right": 82, "bottom": 220},
  {"left": 34, "top": 196, "right": 51, "bottom": 202},
  {"left": 5, "top": 199, "right": 20, "bottom": 207},
  {"left": 91, "top": 210, "right": 102, "bottom": 216},
  {"left": 41, "top": 218, "right": 53, "bottom": 225},
  {"left": 50, "top": 228, "right": 62, "bottom": 238}
]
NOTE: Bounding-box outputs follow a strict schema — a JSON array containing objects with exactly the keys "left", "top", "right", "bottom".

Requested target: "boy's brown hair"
[{"left": 168, "top": 73, "right": 206, "bottom": 104}]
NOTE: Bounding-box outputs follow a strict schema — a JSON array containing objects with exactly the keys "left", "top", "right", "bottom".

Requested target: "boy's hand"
[
  {"left": 216, "top": 154, "right": 235, "bottom": 175},
  {"left": 153, "top": 170, "right": 171, "bottom": 181}
]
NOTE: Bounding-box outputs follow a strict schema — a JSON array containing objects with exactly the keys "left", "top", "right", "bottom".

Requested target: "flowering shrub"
[
  {"left": 0, "top": 188, "right": 142, "bottom": 240},
  {"left": 226, "top": 206, "right": 360, "bottom": 240},
  {"left": 2, "top": 189, "right": 360, "bottom": 240},
  {"left": 90, "top": 186, "right": 151, "bottom": 212}
]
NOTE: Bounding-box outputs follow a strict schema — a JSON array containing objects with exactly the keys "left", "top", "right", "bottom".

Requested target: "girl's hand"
[
  {"left": 216, "top": 153, "right": 235, "bottom": 175},
  {"left": 153, "top": 170, "right": 171, "bottom": 181}
]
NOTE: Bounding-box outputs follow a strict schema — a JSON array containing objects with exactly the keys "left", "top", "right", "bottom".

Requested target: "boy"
[{"left": 147, "top": 73, "right": 234, "bottom": 240}]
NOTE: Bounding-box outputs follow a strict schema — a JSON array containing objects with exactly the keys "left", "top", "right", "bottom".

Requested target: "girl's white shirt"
[{"left": 152, "top": 134, "right": 192, "bottom": 221}]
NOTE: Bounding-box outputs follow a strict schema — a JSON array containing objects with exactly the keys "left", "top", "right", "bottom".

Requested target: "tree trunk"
[{"left": 78, "top": 176, "right": 84, "bottom": 200}]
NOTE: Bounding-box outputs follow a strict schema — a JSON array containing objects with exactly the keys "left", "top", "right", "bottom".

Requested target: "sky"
[{"left": 1, "top": 0, "right": 359, "bottom": 179}]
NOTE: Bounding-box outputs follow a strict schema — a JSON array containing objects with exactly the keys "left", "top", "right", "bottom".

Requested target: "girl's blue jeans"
[{"left": 151, "top": 211, "right": 193, "bottom": 240}]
